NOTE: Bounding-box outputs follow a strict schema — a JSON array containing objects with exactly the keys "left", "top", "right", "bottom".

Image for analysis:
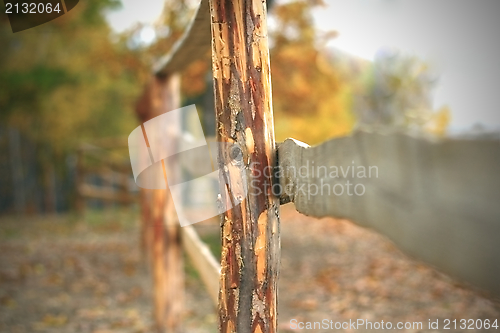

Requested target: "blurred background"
[
  {"left": 1, "top": 0, "right": 499, "bottom": 332},
  {"left": 3, "top": 0, "right": 500, "bottom": 215}
]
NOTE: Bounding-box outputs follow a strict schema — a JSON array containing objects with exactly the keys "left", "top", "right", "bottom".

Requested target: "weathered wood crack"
[{"left": 208, "top": 0, "right": 280, "bottom": 332}]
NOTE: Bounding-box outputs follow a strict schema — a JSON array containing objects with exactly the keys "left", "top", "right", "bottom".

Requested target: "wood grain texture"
[
  {"left": 181, "top": 225, "right": 221, "bottom": 305},
  {"left": 208, "top": 0, "right": 281, "bottom": 332},
  {"left": 278, "top": 130, "right": 500, "bottom": 299},
  {"left": 153, "top": 0, "right": 211, "bottom": 76},
  {"left": 140, "top": 74, "right": 184, "bottom": 333}
]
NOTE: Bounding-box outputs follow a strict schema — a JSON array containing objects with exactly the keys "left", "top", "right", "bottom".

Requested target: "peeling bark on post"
[
  {"left": 136, "top": 81, "right": 155, "bottom": 269},
  {"left": 137, "top": 74, "right": 184, "bottom": 333},
  {"left": 208, "top": 1, "right": 281, "bottom": 332},
  {"left": 151, "top": 187, "right": 168, "bottom": 330},
  {"left": 154, "top": 74, "right": 183, "bottom": 333}
]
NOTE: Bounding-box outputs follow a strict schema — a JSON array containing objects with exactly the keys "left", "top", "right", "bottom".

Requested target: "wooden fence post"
[
  {"left": 146, "top": 74, "right": 184, "bottom": 333},
  {"left": 208, "top": 0, "right": 281, "bottom": 332}
]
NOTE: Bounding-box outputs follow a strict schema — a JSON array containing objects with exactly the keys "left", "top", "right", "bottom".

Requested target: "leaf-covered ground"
[{"left": 0, "top": 205, "right": 498, "bottom": 332}]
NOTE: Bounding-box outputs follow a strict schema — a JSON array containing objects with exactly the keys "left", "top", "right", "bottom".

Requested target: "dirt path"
[
  {"left": 277, "top": 204, "right": 499, "bottom": 332},
  {"left": 0, "top": 210, "right": 215, "bottom": 333},
  {"left": 0, "top": 206, "right": 498, "bottom": 332}
]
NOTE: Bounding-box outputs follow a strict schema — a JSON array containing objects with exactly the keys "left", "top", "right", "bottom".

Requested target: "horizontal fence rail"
[
  {"left": 76, "top": 140, "right": 136, "bottom": 210},
  {"left": 278, "top": 130, "right": 500, "bottom": 298},
  {"left": 181, "top": 225, "right": 221, "bottom": 305},
  {"left": 153, "top": 0, "right": 211, "bottom": 75}
]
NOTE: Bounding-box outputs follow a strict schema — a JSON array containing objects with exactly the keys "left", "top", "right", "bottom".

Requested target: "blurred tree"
[
  {"left": 128, "top": 0, "right": 210, "bottom": 117},
  {"left": 269, "top": 0, "right": 355, "bottom": 144},
  {"left": 0, "top": 0, "right": 143, "bottom": 153},
  {"left": 134, "top": 0, "right": 357, "bottom": 145},
  {"left": 356, "top": 50, "right": 450, "bottom": 135},
  {"left": 0, "top": 0, "right": 144, "bottom": 212},
  {"left": 426, "top": 105, "right": 451, "bottom": 137}
]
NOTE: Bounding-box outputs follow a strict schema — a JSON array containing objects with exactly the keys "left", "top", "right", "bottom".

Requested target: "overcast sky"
[
  {"left": 106, "top": 0, "right": 500, "bottom": 132},
  {"left": 106, "top": 0, "right": 164, "bottom": 32}
]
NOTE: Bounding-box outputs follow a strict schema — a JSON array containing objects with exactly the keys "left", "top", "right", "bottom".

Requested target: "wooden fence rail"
[
  {"left": 278, "top": 131, "right": 500, "bottom": 299},
  {"left": 181, "top": 225, "right": 221, "bottom": 305},
  {"left": 153, "top": 0, "right": 211, "bottom": 75},
  {"left": 75, "top": 142, "right": 135, "bottom": 211}
]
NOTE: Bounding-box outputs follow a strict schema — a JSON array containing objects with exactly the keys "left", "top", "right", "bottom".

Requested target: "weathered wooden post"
[
  {"left": 135, "top": 81, "right": 155, "bottom": 267},
  {"left": 151, "top": 74, "right": 184, "bottom": 333},
  {"left": 208, "top": 0, "right": 281, "bottom": 332},
  {"left": 136, "top": 74, "right": 184, "bottom": 333}
]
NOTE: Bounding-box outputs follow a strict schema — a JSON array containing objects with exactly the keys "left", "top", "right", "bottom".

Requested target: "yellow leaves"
[
  {"left": 43, "top": 314, "right": 68, "bottom": 326},
  {"left": 40, "top": 85, "right": 87, "bottom": 142},
  {"left": 268, "top": 0, "right": 356, "bottom": 144},
  {"left": 315, "top": 52, "right": 334, "bottom": 75},
  {"left": 33, "top": 314, "right": 68, "bottom": 329},
  {"left": 426, "top": 105, "right": 451, "bottom": 137},
  {"left": 1, "top": 2, "right": 143, "bottom": 154},
  {"left": 272, "top": 49, "right": 355, "bottom": 145}
]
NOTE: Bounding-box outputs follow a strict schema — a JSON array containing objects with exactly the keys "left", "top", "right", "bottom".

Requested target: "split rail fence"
[
  {"left": 134, "top": 0, "right": 500, "bottom": 332},
  {"left": 76, "top": 138, "right": 136, "bottom": 211}
]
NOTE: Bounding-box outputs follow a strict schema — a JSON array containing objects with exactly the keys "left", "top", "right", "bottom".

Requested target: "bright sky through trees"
[
  {"left": 106, "top": 0, "right": 164, "bottom": 33},
  {"left": 105, "top": 0, "right": 500, "bottom": 132},
  {"left": 314, "top": 0, "right": 500, "bottom": 132}
]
